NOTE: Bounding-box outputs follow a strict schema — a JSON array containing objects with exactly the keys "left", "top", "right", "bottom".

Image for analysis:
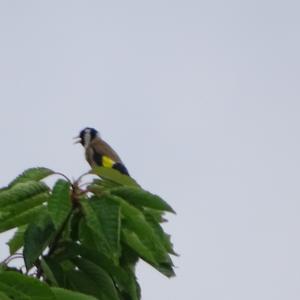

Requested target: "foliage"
[{"left": 0, "top": 167, "right": 176, "bottom": 300}]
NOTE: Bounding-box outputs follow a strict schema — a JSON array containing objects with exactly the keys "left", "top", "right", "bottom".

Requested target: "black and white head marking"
[{"left": 79, "top": 127, "right": 98, "bottom": 148}]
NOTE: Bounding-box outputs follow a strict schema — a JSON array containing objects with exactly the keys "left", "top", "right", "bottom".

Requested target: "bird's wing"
[
  {"left": 89, "top": 138, "right": 130, "bottom": 175},
  {"left": 90, "top": 138, "right": 123, "bottom": 163}
]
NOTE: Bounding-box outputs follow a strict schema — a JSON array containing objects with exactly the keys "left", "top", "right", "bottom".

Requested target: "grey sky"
[{"left": 1, "top": 1, "right": 300, "bottom": 299}]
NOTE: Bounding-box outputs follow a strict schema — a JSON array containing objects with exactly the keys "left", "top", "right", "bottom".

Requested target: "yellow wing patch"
[{"left": 102, "top": 155, "right": 115, "bottom": 168}]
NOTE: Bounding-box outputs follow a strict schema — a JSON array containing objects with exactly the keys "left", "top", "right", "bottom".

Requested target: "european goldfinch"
[{"left": 75, "top": 127, "right": 129, "bottom": 176}]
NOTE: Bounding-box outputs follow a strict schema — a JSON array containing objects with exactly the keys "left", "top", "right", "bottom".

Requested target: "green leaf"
[
  {"left": 7, "top": 225, "right": 27, "bottom": 255},
  {"left": 108, "top": 195, "right": 175, "bottom": 276},
  {"left": 42, "top": 257, "right": 67, "bottom": 288},
  {"left": 0, "top": 206, "right": 46, "bottom": 233},
  {"left": 48, "top": 179, "right": 72, "bottom": 229},
  {"left": 0, "top": 192, "right": 49, "bottom": 217},
  {"left": 80, "top": 201, "right": 111, "bottom": 257},
  {"left": 120, "top": 268, "right": 141, "bottom": 300},
  {"left": 0, "top": 211, "right": 9, "bottom": 219},
  {"left": 0, "top": 181, "right": 49, "bottom": 208},
  {"left": 0, "top": 271, "right": 55, "bottom": 300},
  {"left": 73, "top": 257, "right": 119, "bottom": 300},
  {"left": 111, "top": 186, "right": 175, "bottom": 213},
  {"left": 23, "top": 212, "right": 55, "bottom": 270},
  {"left": 51, "top": 287, "right": 98, "bottom": 300},
  {"left": 112, "top": 195, "right": 169, "bottom": 261},
  {"left": 66, "top": 270, "right": 107, "bottom": 300},
  {"left": 60, "top": 241, "right": 138, "bottom": 299},
  {"left": 154, "top": 262, "right": 176, "bottom": 278},
  {"left": 78, "top": 221, "right": 101, "bottom": 252},
  {"left": 122, "top": 229, "right": 156, "bottom": 264},
  {"left": 79, "top": 222, "right": 123, "bottom": 272},
  {"left": 90, "top": 178, "right": 120, "bottom": 190},
  {"left": 86, "top": 183, "right": 105, "bottom": 195},
  {"left": 0, "top": 281, "right": 29, "bottom": 300},
  {"left": 0, "top": 291, "right": 12, "bottom": 300},
  {"left": 68, "top": 209, "right": 81, "bottom": 241},
  {"left": 120, "top": 243, "right": 139, "bottom": 269},
  {"left": 122, "top": 229, "right": 176, "bottom": 277},
  {"left": 40, "top": 258, "right": 59, "bottom": 286},
  {"left": 8, "top": 167, "right": 54, "bottom": 187},
  {"left": 92, "top": 167, "right": 140, "bottom": 187},
  {"left": 145, "top": 213, "right": 177, "bottom": 255},
  {"left": 144, "top": 208, "right": 167, "bottom": 223},
  {"left": 90, "top": 196, "right": 121, "bottom": 261}
]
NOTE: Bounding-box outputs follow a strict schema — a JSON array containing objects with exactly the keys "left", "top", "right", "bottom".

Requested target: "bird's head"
[{"left": 74, "top": 127, "right": 98, "bottom": 148}]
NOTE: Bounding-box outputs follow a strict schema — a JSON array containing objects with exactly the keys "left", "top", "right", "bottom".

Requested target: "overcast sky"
[{"left": 1, "top": 1, "right": 300, "bottom": 299}]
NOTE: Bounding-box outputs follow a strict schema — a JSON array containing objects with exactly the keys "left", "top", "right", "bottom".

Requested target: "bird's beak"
[{"left": 73, "top": 136, "right": 81, "bottom": 144}]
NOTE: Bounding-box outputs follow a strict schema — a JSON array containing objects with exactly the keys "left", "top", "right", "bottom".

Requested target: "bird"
[{"left": 74, "top": 127, "right": 130, "bottom": 176}]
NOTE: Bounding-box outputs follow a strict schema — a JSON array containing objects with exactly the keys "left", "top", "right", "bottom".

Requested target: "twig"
[
  {"left": 53, "top": 172, "right": 72, "bottom": 184},
  {"left": 1, "top": 253, "right": 23, "bottom": 265},
  {"left": 74, "top": 171, "right": 91, "bottom": 185}
]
